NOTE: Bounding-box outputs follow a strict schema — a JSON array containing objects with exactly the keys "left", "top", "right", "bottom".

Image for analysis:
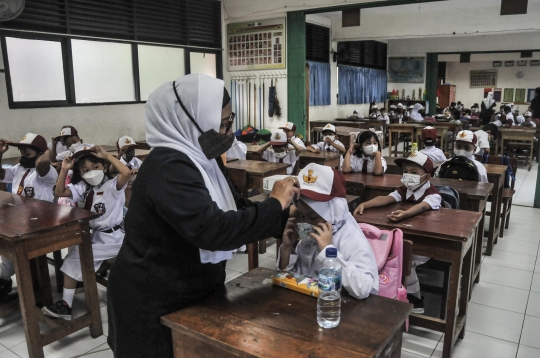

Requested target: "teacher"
[{"left": 107, "top": 74, "right": 299, "bottom": 358}]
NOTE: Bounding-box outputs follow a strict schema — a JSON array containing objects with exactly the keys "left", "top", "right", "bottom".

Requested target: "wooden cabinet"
[{"left": 438, "top": 84, "right": 456, "bottom": 109}]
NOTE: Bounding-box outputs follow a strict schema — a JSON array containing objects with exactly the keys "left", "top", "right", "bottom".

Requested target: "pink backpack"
[{"left": 359, "top": 223, "right": 408, "bottom": 304}]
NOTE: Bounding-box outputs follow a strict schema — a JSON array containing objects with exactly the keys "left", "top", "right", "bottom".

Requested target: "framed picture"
[
  {"left": 505, "top": 61, "right": 514, "bottom": 67},
  {"left": 503, "top": 88, "right": 514, "bottom": 102},
  {"left": 527, "top": 88, "right": 536, "bottom": 102},
  {"left": 515, "top": 89, "right": 526, "bottom": 103},
  {"left": 387, "top": 57, "right": 425, "bottom": 83},
  {"left": 517, "top": 60, "right": 527, "bottom": 66},
  {"left": 493, "top": 61, "right": 502, "bottom": 68},
  {"left": 493, "top": 88, "right": 502, "bottom": 102},
  {"left": 531, "top": 60, "right": 540, "bottom": 66}
]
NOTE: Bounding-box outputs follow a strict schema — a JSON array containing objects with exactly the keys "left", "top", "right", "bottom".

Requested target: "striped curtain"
[
  {"left": 337, "top": 65, "right": 387, "bottom": 105},
  {"left": 307, "top": 61, "right": 331, "bottom": 106}
]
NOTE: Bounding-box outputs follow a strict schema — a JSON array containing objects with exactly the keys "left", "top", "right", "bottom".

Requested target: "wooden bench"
[{"left": 500, "top": 128, "right": 536, "bottom": 171}]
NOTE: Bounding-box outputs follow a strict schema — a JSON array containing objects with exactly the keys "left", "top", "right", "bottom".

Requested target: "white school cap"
[
  {"left": 9, "top": 133, "right": 48, "bottom": 153},
  {"left": 269, "top": 131, "right": 287, "bottom": 146},
  {"left": 322, "top": 123, "right": 336, "bottom": 133},
  {"left": 397, "top": 103, "right": 404, "bottom": 109},
  {"left": 278, "top": 122, "right": 297, "bottom": 131},
  {"left": 394, "top": 151, "right": 434, "bottom": 174},
  {"left": 72, "top": 143, "right": 96, "bottom": 161},
  {"left": 116, "top": 135, "right": 137, "bottom": 152},
  {"left": 455, "top": 130, "right": 478, "bottom": 145},
  {"left": 524, "top": 111, "right": 532, "bottom": 117},
  {"left": 390, "top": 105, "right": 397, "bottom": 109},
  {"left": 297, "top": 163, "right": 346, "bottom": 202},
  {"left": 54, "top": 126, "right": 79, "bottom": 140}
]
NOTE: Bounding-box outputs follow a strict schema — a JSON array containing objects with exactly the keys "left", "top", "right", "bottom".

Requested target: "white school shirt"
[
  {"left": 420, "top": 146, "right": 447, "bottom": 164},
  {"left": 68, "top": 176, "right": 126, "bottom": 231},
  {"left": 435, "top": 156, "right": 488, "bottom": 183},
  {"left": 287, "top": 137, "right": 306, "bottom": 150},
  {"left": 349, "top": 155, "right": 387, "bottom": 174},
  {"left": 506, "top": 113, "right": 515, "bottom": 126},
  {"left": 47, "top": 141, "right": 70, "bottom": 161},
  {"left": 474, "top": 130, "right": 490, "bottom": 155},
  {"left": 120, "top": 156, "right": 143, "bottom": 169},
  {"left": 262, "top": 150, "right": 298, "bottom": 175},
  {"left": 1, "top": 164, "right": 58, "bottom": 202},
  {"left": 226, "top": 138, "right": 247, "bottom": 160},
  {"left": 377, "top": 114, "right": 390, "bottom": 124},
  {"left": 388, "top": 181, "right": 442, "bottom": 210},
  {"left": 520, "top": 121, "right": 536, "bottom": 128},
  {"left": 311, "top": 139, "right": 345, "bottom": 152}
]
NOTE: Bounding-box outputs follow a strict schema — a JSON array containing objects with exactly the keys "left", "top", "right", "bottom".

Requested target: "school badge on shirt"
[
  {"left": 23, "top": 187, "right": 35, "bottom": 198},
  {"left": 94, "top": 203, "right": 106, "bottom": 215}
]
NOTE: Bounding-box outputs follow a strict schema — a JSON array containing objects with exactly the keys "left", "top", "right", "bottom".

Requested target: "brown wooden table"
[
  {"left": 355, "top": 203, "right": 482, "bottom": 358},
  {"left": 298, "top": 150, "right": 341, "bottom": 170},
  {"left": 500, "top": 128, "right": 536, "bottom": 170},
  {"left": 309, "top": 120, "right": 368, "bottom": 141},
  {"left": 98, "top": 145, "right": 116, "bottom": 152},
  {"left": 313, "top": 126, "right": 362, "bottom": 150},
  {"left": 162, "top": 267, "right": 412, "bottom": 358},
  {"left": 0, "top": 192, "right": 102, "bottom": 358},
  {"left": 226, "top": 160, "right": 290, "bottom": 193},
  {"left": 135, "top": 140, "right": 150, "bottom": 150},
  {"left": 104, "top": 147, "right": 150, "bottom": 160}
]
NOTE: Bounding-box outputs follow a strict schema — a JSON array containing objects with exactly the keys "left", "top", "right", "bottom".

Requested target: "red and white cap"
[
  {"left": 397, "top": 103, "right": 404, "bottom": 109},
  {"left": 395, "top": 151, "right": 434, "bottom": 174},
  {"left": 9, "top": 133, "right": 48, "bottom": 153},
  {"left": 524, "top": 111, "right": 532, "bottom": 117},
  {"left": 269, "top": 132, "right": 287, "bottom": 146},
  {"left": 72, "top": 143, "right": 96, "bottom": 161},
  {"left": 322, "top": 123, "right": 336, "bottom": 134},
  {"left": 455, "top": 130, "right": 477, "bottom": 145},
  {"left": 421, "top": 126, "right": 438, "bottom": 145},
  {"left": 297, "top": 163, "right": 346, "bottom": 202},
  {"left": 116, "top": 135, "right": 137, "bottom": 152},
  {"left": 278, "top": 122, "right": 297, "bottom": 132},
  {"left": 54, "top": 126, "right": 78, "bottom": 140}
]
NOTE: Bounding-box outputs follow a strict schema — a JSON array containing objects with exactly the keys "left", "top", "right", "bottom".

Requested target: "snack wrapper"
[{"left": 272, "top": 270, "right": 319, "bottom": 298}]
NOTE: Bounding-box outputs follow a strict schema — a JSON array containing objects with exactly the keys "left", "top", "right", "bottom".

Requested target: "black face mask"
[
  {"left": 20, "top": 156, "right": 37, "bottom": 169},
  {"left": 123, "top": 150, "right": 135, "bottom": 163},
  {"left": 172, "top": 81, "right": 234, "bottom": 160}
]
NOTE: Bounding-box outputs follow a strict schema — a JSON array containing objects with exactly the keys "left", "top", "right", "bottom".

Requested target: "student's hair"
[
  {"left": 354, "top": 131, "right": 381, "bottom": 157},
  {"left": 457, "top": 101, "right": 462, "bottom": 105},
  {"left": 381, "top": 107, "right": 387, "bottom": 111},
  {"left": 451, "top": 102, "right": 456, "bottom": 107},
  {"left": 452, "top": 109, "right": 461, "bottom": 120},
  {"left": 71, "top": 155, "right": 112, "bottom": 186},
  {"left": 465, "top": 109, "right": 472, "bottom": 115},
  {"left": 482, "top": 123, "right": 499, "bottom": 140},
  {"left": 504, "top": 105, "right": 511, "bottom": 113}
]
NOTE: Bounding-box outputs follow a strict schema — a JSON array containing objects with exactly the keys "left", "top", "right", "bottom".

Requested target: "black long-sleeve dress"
[
  {"left": 480, "top": 100, "right": 496, "bottom": 125},
  {"left": 107, "top": 147, "right": 287, "bottom": 358}
]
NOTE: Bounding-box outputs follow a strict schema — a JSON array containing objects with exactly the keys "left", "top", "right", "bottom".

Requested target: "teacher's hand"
[{"left": 270, "top": 177, "right": 301, "bottom": 210}]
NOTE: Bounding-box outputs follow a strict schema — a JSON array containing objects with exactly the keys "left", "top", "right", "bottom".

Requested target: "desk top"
[
  {"left": 313, "top": 126, "right": 365, "bottom": 135},
  {"left": 298, "top": 150, "right": 342, "bottom": 160},
  {"left": 0, "top": 192, "right": 99, "bottom": 240},
  {"left": 385, "top": 157, "right": 507, "bottom": 176},
  {"left": 161, "top": 267, "right": 411, "bottom": 358},
  {"left": 355, "top": 202, "right": 482, "bottom": 242},
  {"left": 250, "top": 192, "right": 359, "bottom": 204},
  {"left": 227, "top": 160, "right": 290, "bottom": 175}
]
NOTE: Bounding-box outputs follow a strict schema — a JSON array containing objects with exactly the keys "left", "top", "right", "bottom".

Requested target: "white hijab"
[
  {"left": 483, "top": 92, "right": 495, "bottom": 108},
  {"left": 410, "top": 103, "right": 424, "bottom": 121},
  {"left": 146, "top": 74, "right": 238, "bottom": 264}
]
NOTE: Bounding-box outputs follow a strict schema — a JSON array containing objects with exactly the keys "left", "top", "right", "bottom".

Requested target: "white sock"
[{"left": 62, "top": 288, "right": 76, "bottom": 307}]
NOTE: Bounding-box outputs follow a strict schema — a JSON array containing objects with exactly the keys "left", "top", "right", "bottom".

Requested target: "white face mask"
[
  {"left": 401, "top": 173, "right": 427, "bottom": 190},
  {"left": 274, "top": 151, "right": 287, "bottom": 159},
  {"left": 297, "top": 222, "right": 317, "bottom": 244},
  {"left": 68, "top": 142, "right": 82, "bottom": 153},
  {"left": 362, "top": 144, "right": 378, "bottom": 156},
  {"left": 323, "top": 135, "right": 335, "bottom": 142},
  {"left": 83, "top": 170, "right": 105, "bottom": 186},
  {"left": 454, "top": 149, "right": 474, "bottom": 158}
]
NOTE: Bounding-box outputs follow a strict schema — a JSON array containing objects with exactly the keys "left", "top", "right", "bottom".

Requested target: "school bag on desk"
[{"left": 438, "top": 156, "right": 479, "bottom": 182}]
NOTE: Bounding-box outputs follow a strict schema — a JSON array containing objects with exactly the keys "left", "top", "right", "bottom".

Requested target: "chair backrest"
[{"left": 228, "top": 167, "right": 248, "bottom": 197}]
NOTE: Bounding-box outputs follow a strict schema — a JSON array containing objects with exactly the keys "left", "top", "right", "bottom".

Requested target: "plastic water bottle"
[{"left": 317, "top": 248, "right": 342, "bottom": 329}]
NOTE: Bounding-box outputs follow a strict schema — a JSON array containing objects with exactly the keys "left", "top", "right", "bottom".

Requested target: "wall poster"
[
  {"left": 387, "top": 57, "right": 425, "bottom": 83},
  {"left": 227, "top": 18, "right": 286, "bottom": 71}
]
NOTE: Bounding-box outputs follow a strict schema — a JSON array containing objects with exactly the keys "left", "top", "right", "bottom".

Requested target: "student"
[
  {"left": 462, "top": 109, "right": 472, "bottom": 119},
  {"left": 410, "top": 103, "right": 424, "bottom": 122},
  {"left": 389, "top": 104, "right": 397, "bottom": 117},
  {"left": 110, "top": 136, "right": 143, "bottom": 174},
  {"left": 444, "top": 102, "right": 457, "bottom": 113},
  {"left": 395, "top": 103, "right": 406, "bottom": 123},
  {"left": 354, "top": 151, "right": 441, "bottom": 312},
  {"left": 377, "top": 108, "right": 390, "bottom": 124},
  {"left": 342, "top": 131, "right": 386, "bottom": 175},
  {"left": 279, "top": 163, "right": 378, "bottom": 299},
  {"left": 449, "top": 109, "right": 462, "bottom": 124},
  {"left": 42, "top": 144, "right": 131, "bottom": 320},
  {"left": 419, "top": 127, "right": 446, "bottom": 164},
  {"left": 226, "top": 137, "right": 248, "bottom": 160},
  {"left": 0, "top": 134, "right": 58, "bottom": 301},
  {"left": 279, "top": 122, "right": 306, "bottom": 150},
  {"left": 257, "top": 132, "right": 302, "bottom": 175},
  {"left": 307, "top": 124, "right": 346, "bottom": 154},
  {"left": 471, "top": 103, "right": 480, "bottom": 115},
  {"left": 350, "top": 109, "right": 364, "bottom": 119},
  {"left": 456, "top": 101, "right": 464, "bottom": 111},
  {"left": 520, "top": 111, "right": 536, "bottom": 128},
  {"left": 481, "top": 92, "right": 497, "bottom": 125},
  {"left": 474, "top": 123, "right": 499, "bottom": 155},
  {"left": 50, "top": 126, "right": 83, "bottom": 162},
  {"left": 435, "top": 130, "right": 488, "bottom": 183},
  {"left": 503, "top": 105, "right": 515, "bottom": 126},
  {"left": 515, "top": 115, "right": 525, "bottom": 125},
  {"left": 369, "top": 105, "right": 380, "bottom": 119}
]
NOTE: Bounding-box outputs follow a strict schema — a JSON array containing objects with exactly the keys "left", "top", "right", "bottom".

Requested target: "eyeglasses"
[{"left": 223, "top": 112, "right": 235, "bottom": 131}]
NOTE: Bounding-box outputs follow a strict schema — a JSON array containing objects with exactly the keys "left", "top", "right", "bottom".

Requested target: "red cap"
[
  {"left": 297, "top": 163, "right": 346, "bottom": 202},
  {"left": 421, "top": 126, "right": 438, "bottom": 145},
  {"left": 395, "top": 151, "right": 434, "bottom": 174}
]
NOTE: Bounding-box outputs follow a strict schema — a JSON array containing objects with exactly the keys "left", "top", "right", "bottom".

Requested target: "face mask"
[
  {"left": 274, "top": 151, "right": 287, "bottom": 159},
  {"left": 69, "top": 142, "right": 82, "bottom": 153},
  {"left": 362, "top": 144, "right": 378, "bottom": 156},
  {"left": 19, "top": 155, "right": 37, "bottom": 169},
  {"left": 454, "top": 149, "right": 474, "bottom": 158},
  {"left": 401, "top": 173, "right": 427, "bottom": 190},
  {"left": 123, "top": 151, "right": 135, "bottom": 163},
  {"left": 173, "top": 81, "right": 234, "bottom": 160},
  {"left": 297, "top": 222, "right": 317, "bottom": 244},
  {"left": 323, "top": 135, "right": 335, "bottom": 141},
  {"left": 83, "top": 170, "right": 105, "bottom": 186}
]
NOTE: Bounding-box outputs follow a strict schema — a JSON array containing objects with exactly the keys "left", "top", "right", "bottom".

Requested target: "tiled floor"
[{"left": 0, "top": 161, "right": 539, "bottom": 357}]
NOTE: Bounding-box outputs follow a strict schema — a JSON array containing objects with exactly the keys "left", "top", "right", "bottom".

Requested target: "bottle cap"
[{"left": 325, "top": 247, "right": 337, "bottom": 258}]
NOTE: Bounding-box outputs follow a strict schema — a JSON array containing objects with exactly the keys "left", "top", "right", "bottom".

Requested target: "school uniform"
[
  {"left": 61, "top": 176, "right": 126, "bottom": 281},
  {"left": 311, "top": 139, "right": 345, "bottom": 153},
  {"left": 349, "top": 155, "right": 387, "bottom": 174},
  {"left": 262, "top": 150, "right": 298, "bottom": 175},
  {"left": 377, "top": 114, "right": 390, "bottom": 125},
  {"left": 474, "top": 130, "right": 491, "bottom": 155},
  {"left": 226, "top": 138, "right": 247, "bottom": 160},
  {"left": 288, "top": 137, "right": 306, "bottom": 150},
  {"left": 520, "top": 121, "right": 536, "bottom": 128},
  {"left": 506, "top": 113, "right": 515, "bottom": 126},
  {"left": 120, "top": 156, "right": 143, "bottom": 170},
  {"left": 420, "top": 146, "right": 446, "bottom": 164}
]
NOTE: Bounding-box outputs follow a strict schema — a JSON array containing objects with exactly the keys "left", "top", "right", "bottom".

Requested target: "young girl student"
[
  {"left": 257, "top": 132, "right": 303, "bottom": 175},
  {"left": 342, "top": 131, "right": 386, "bottom": 175},
  {"left": 110, "top": 135, "right": 143, "bottom": 174},
  {"left": 0, "top": 133, "right": 58, "bottom": 301},
  {"left": 307, "top": 124, "right": 346, "bottom": 154},
  {"left": 42, "top": 144, "right": 131, "bottom": 320},
  {"left": 279, "top": 163, "right": 378, "bottom": 299},
  {"left": 354, "top": 152, "right": 442, "bottom": 312},
  {"left": 50, "top": 126, "right": 83, "bottom": 162}
]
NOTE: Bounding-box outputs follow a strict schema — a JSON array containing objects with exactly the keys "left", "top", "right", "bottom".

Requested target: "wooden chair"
[
  {"left": 501, "top": 129, "right": 535, "bottom": 171},
  {"left": 388, "top": 124, "right": 417, "bottom": 157}
]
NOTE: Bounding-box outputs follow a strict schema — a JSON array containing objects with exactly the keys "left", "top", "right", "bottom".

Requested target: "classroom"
[{"left": 0, "top": 1, "right": 539, "bottom": 357}]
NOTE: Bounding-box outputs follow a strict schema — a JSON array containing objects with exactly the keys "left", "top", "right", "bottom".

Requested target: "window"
[
  {"left": 5, "top": 37, "right": 66, "bottom": 102},
  {"left": 470, "top": 70, "right": 497, "bottom": 88},
  {"left": 189, "top": 52, "right": 217, "bottom": 78},
  {"left": 138, "top": 45, "right": 186, "bottom": 101},
  {"left": 337, "top": 40, "right": 387, "bottom": 70},
  {"left": 306, "top": 23, "right": 330, "bottom": 63}
]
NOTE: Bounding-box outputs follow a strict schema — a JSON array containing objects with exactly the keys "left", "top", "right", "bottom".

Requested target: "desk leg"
[
  {"left": 78, "top": 222, "right": 103, "bottom": 338},
  {"left": 441, "top": 249, "right": 464, "bottom": 358},
  {"left": 36, "top": 256, "right": 53, "bottom": 306},
  {"left": 247, "top": 243, "right": 259, "bottom": 271},
  {"left": 13, "top": 245, "right": 45, "bottom": 358},
  {"left": 459, "top": 242, "right": 474, "bottom": 338},
  {"left": 486, "top": 182, "right": 502, "bottom": 256}
]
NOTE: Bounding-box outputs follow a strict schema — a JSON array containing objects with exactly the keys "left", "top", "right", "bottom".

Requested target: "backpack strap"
[{"left": 501, "top": 155, "right": 516, "bottom": 182}]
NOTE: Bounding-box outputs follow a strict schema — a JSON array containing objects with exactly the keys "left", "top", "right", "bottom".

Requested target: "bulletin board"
[{"left": 227, "top": 18, "right": 286, "bottom": 71}]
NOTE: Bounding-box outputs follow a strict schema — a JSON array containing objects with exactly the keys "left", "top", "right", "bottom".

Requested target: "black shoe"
[
  {"left": 42, "top": 300, "right": 72, "bottom": 320},
  {"left": 407, "top": 294, "right": 425, "bottom": 314},
  {"left": 0, "top": 278, "right": 13, "bottom": 301},
  {"left": 75, "top": 281, "right": 85, "bottom": 294}
]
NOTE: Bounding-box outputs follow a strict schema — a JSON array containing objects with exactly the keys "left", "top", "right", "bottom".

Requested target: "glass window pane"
[
  {"left": 138, "top": 45, "right": 185, "bottom": 101},
  {"left": 6, "top": 37, "right": 66, "bottom": 102},
  {"left": 72, "top": 39, "right": 135, "bottom": 103},
  {"left": 189, "top": 52, "right": 216, "bottom": 78}
]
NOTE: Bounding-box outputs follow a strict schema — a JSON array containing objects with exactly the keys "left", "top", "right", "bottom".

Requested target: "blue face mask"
[{"left": 297, "top": 222, "right": 317, "bottom": 244}]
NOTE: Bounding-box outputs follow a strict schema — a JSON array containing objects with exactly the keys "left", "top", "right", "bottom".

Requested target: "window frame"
[{"left": 0, "top": 31, "right": 222, "bottom": 109}]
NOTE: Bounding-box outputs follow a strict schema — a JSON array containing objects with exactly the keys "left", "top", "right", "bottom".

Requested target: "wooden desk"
[
  {"left": 500, "top": 128, "right": 536, "bottom": 170},
  {"left": 245, "top": 144, "right": 264, "bottom": 161},
  {"left": 356, "top": 203, "right": 482, "bottom": 358},
  {"left": 98, "top": 145, "right": 116, "bottom": 152},
  {"left": 162, "top": 267, "right": 412, "bottom": 358},
  {"left": 104, "top": 147, "right": 150, "bottom": 160},
  {"left": 135, "top": 140, "right": 150, "bottom": 150},
  {"left": 0, "top": 192, "right": 102, "bottom": 358},
  {"left": 226, "top": 160, "right": 290, "bottom": 193},
  {"left": 483, "top": 164, "right": 507, "bottom": 256},
  {"left": 309, "top": 120, "right": 368, "bottom": 141},
  {"left": 298, "top": 150, "right": 341, "bottom": 170}
]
